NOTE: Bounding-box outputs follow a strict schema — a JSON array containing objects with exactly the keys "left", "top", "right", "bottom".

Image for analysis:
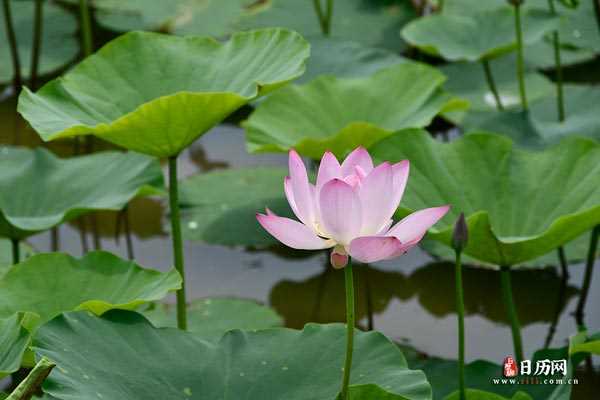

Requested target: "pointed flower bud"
[
  {"left": 452, "top": 212, "right": 469, "bottom": 253},
  {"left": 330, "top": 245, "right": 349, "bottom": 269}
]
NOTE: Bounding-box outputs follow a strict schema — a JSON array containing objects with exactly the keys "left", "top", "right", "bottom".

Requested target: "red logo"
[{"left": 503, "top": 356, "right": 518, "bottom": 377}]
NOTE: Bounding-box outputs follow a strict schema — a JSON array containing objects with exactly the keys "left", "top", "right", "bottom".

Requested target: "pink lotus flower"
[{"left": 257, "top": 148, "right": 450, "bottom": 268}]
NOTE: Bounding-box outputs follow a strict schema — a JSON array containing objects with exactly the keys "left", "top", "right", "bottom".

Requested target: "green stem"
[
  {"left": 500, "top": 266, "right": 524, "bottom": 363},
  {"left": 169, "top": 156, "right": 187, "bottom": 330},
  {"left": 438, "top": 0, "right": 445, "bottom": 12},
  {"left": 324, "top": 0, "right": 334, "bottom": 35},
  {"left": 455, "top": 251, "right": 466, "bottom": 400},
  {"left": 7, "top": 357, "right": 55, "bottom": 400},
  {"left": 557, "top": 246, "right": 569, "bottom": 280},
  {"left": 548, "top": 0, "right": 565, "bottom": 121},
  {"left": 594, "top": 0, "right": 600, "bottom": 34},
  {"left": 11, "top": 238, "right": 20, "bottom": 265},
  {"left": 513, "top": 3, "right": 528, "bottom": 111},
  {"left": 482, "top": 59, "right": 504, "bottom": 110},
  {"left": 79, "top": 0, "right": 93, "bottom": 57},
  {"left": 340, "top": 263, "right": 355, "bottom": 400},
  {"left": 575, "top": 225, "right": 599, "bottom": 329},
  {"left": 312, "top": 0, "right": 327, "bottom": 35},
  {"left": 2, "top": 0, "right": 22, "bottom": 89},
  {"left": 29, "top": 0, "right": 43, "bottom": 90}
]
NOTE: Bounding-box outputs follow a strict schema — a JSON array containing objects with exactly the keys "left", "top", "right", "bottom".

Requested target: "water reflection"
[{"left": 270, "top": 262, "right": 578, "bottom": 330}]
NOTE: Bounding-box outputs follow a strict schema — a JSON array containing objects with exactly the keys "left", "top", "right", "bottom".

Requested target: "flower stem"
[
  {"left": 79, "top": 0, "right": 93, "bottom": 57},
  {"left": 500, "top": 265, "right": 524, "bottom": 363},
  {"left": 6, "top": 357, "right": 55, "bottom": 400},
  {"left": 324, "top": 0, "right": 334, "bottom": 35},
  {"left": 340, "top": 263, "right": 355, "bottom": 400},
  {"left": 11, "top": 238, "right": 20, "bottom": 265},
  {"left": 29, "top": 0, "right": 43, "bottom": 90},
  {"left": 455, "top": 251, "right": 466, "bottom": 400},
  {"left": 575, "top": 225, "right": 599, "bottom": 329},
  {"left": 168, "top": 155, "right": 187, "bottom": 330},
  {"left": 513, "top": 2, "right": 528, "bottom": 111},
  {"left": 547, "top": 0, "right": 565, "bottom": 121},
  {"left": 2, "top": 0, "right": 22, "bottom": 90},
  {"left": 312, "top": 0, "right": 334, "bottom": 36},
  {"left": 482, "top": 59, "right": 504, "bottom": 110}
]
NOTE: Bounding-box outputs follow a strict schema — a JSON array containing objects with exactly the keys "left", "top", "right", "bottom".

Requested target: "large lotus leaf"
[
  {"left": 179, "top": 167, "right": 294, "bottom": 247},
  {"left": 144, "top": 298, "right": 283, "bottom": 342},
  {"left": 86, "top": 0, "right": 253, "bottom": 37},
  {"left": 34, "top": 310, "right": 432, "bottom": 400},
  {"left": 0, "top": 0, "right": 78, "bottom": 84},
  {"left": 369, "top": 129, "right": 600, "bottom": 266},
  {"left": 17, "top": 29, "right": 310, "bottom": 157},
  {"left": 0, "top": 146, "right": 163, "bottom": 239},
  {"left": 0, "top": 251, "right": 181, "bottom": 327},
  {"left": 401, "top": 8, "right": 558, "bottom": 62},
  {"left": 462, "top": 85, "right": 600, "bottom": 148},
  {"left": 244, "top": 63, "right": 467, "bottom": 159},
  {"left": 0, "top": 313, "right": 32, "bottom": 378},
  {"left": 238, "top": 0, "right": 417, "bottom": 52},
  {"left": 298, "top": 37, "right": 406, "bottom": 84}
]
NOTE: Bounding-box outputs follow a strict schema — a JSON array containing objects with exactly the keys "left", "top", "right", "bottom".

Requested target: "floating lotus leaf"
[
  {"left": 179, "top": 167, "right": 293, "bottom": 247},
  {"left": 401, "top": 8, "right": 558, "bottom": 62},
  {"left": 0, "top": 313, "right": 32, "bottom": 378},
  {"left": 0, "top": 251, "right": 180, "bottom": 374},
  {"left": 0, "top": 0, "right": 78, "bottom": 84},
  {"left": 87, "top": 0, "right": 253, "bottom": 37},
  {"left": 238, "top": 0, "right": 417, "bottom": 52},
  {"left": 299, "top": 37, "right": 406, "bottom": 84},
  {"left": 462, "top": 85, "right": 600, "bottom": 148},
  {"left": 244, "top": 63, "right": 467, "bottom": 159},
  {"left": 34, "top": 310, "right": 432, "bottom": 400},
  {"left": 0, "top": 146, "right": 163, "bottom": 239},
  {"left": 18, "top": 29, "right": 310, "bottom": 157},
  {"left": 144, "top": 298, "right": 283, "bottom": 341},
  {"left": 369, "top": 129, "right": 600, "bottom": 266}
]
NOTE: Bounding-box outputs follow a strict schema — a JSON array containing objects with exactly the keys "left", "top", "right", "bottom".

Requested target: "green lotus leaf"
[
  {"left": 88, "top": 0, "right": 253, "bottom": 37},
  {"left": 244, "top": 63, "right": 467, "bottom": 159},
  {"left": 144, "top": 298, "right": 283, "bottom": 342},
  {"left": 179, "top": 166, "right": 293, "bottom": 246},
  {"left": 569, "top": 332, "right": 600, "bottom": 355},
  {"left": 0, "top": 0, "right": 77, "bottom": 84},
  {"left": 17, "top": 29, "right": 310, "bottom": 157},
  {"left": 34, "top": 310, "right": 432, "bottom": 400},
  {"left": 0, "top": 146, "right": 163, "bottom": 239},
  {"left": 0, "top": 313, "right": 32, "bottom": 378},
  {"left": 299, "top": 37, "right": 406, "bottom": 84},
  {"left": 401, "top": 8, "right": 558, "bottom": 62},
  {"left": 238, "top": 0, "right": 417, "bottom": 52},
  {"left": 462, "top": 84, "right": 600, "bottom": 148},
  {"left": 369, "top": 129, "right": 600, "bottom": 266},
  {"left": 0, "top": 251, "right": 180, "bottom": 374}
]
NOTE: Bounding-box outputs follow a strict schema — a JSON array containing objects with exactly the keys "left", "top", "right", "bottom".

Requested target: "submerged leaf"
[
  {"left": 0, "top": 146, "right": 163, "bottom": 239},
  {"left": 35, "top": 310, "right": 432, "bottom": 400},
  {"left": 245, "top": 63, "right": 466, "bottom": 159},
  {"left": 369, "top": 129, "right": 600, "bottom": 266},
  {"left": 18, "top": 29, "right": 309, "bottom": 157}
]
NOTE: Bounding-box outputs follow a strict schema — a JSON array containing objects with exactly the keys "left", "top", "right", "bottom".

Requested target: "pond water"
[{"left": 1, "top": 91, "right": 599, "bottom": 396}]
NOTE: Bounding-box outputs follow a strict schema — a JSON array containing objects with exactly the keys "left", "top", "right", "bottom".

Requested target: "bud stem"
[
  {"left": 547, "top": 0, "right": 565, "bottom": 122},
  {"left": 455, "top": 250, "right": 466, "bottom": 400},
  {"left": 482, "top": 59, "right": 504, "bottom": 110},
  {"left": 513, "top": 2, "right": 528, "bottom": 111},
  {"left": 340, "top": 262, "right": 355, "bottom": 400}
]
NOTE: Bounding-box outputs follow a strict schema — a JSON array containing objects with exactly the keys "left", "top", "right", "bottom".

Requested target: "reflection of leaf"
[
  {"left": 0, "top": 1, "right": 77, "bottom": 83},
  {"left": 245, "top": 63, "right": 467, "bottom": 159},
  {"left": 0, "top": 252, "right": 180, "bottom": 375},
  {"left": 18, "top": 29, "right": 310, "bottom": 157},
  {"left": 401, "top": 8, "right": 558, "bottom": 61},
  {"left": 35, "top": 310, "right": 432, "bottom": 400},
  {"left": 143, "top": 298, "right": 283, "bottom": 342},
  {"left": 239, "top": 0, "right": 417, "bottom": 52},
  {"left": 370, "top": 130, "right": 600, "bottom": 266},
  {"left": 179, "top": 167, "right": 294, "bottom": 247},
  {"left": 0, "top": 147, "right": 163, "bottom": 239}
]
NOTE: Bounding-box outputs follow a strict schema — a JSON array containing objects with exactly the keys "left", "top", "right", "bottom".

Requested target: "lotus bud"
[
  {"left": 330, "top": 246, "right": 349, "bottom": 269},
  {"left": 452, "top": 212, "right": 469, "bottom": 253}
]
